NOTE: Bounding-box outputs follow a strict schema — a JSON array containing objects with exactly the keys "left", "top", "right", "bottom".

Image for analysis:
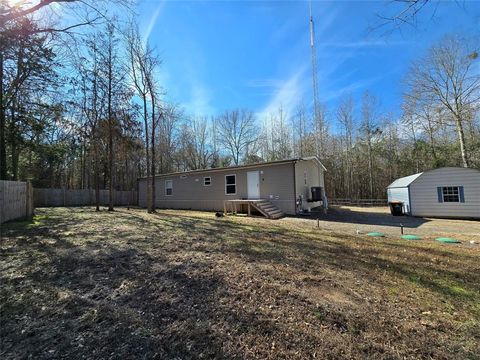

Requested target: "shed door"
[{"left": 247, "top": 171, "right": 260, "bottom": 199}]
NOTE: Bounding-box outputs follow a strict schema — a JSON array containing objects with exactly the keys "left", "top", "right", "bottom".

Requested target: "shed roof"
[
  {"left": 138, "top": 156, "right": 327, "bottom": 180},
  {"left": 388, "top": 167, "right": 480, "bottom": 189},
  {"left": 387, "top": 172, "right": 423, "bottom": 188}
]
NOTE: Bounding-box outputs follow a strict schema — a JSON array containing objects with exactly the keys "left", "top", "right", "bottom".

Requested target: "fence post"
[{"left": 25, "top": 180, "right": 34, "bottom": 219}]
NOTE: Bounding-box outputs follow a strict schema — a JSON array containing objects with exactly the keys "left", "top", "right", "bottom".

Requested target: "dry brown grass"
[{"left": 1, "top": 207, "right": 479, "bottom": 359}]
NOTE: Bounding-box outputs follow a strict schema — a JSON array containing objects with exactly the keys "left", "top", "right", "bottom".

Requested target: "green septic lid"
[
  {"left": 367, "top": 232, "right": 385, "bottom": 237},
  {"left": 436, "top": 237, "right": 461, "bottom": 244},
  {"left": 402, "top": 234, "right": 422, "bottom": 240}
]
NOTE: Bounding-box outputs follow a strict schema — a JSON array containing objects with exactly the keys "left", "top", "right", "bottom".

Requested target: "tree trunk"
[
  {"left": 150, "top": 94, "right": 156, "bottom": 213},
  {"left": 426, "top": 121, "right": 438, "bottom": 165},
  {"left": 410, "top": 123, "right": 420, "bottom": 173},
  {"left": 82, "top": 135, "right": 86, "bottom": 189},
  {"left": 108, "top": 69, "right": 113, "bottom": 211},
  {"left": 143, "top": 96, "right": 151, "bottom": 212},
  {"left": 107, "top": 36, "right": 114, "bottom": 211},
  {"left": 8, "top": 98, "right": 20, "bottom": 180},
  {"left": 94, "top": 133, "right": 100, "bottom": 211},
  {"left": 454, "top": 114, "right": 469, "bottom": 168},
  {"left": 0, "top": 50, "right": 6, "bottom": 180},
  {"left": 367, "top": 136, "right": 374, "bottom": 199}
]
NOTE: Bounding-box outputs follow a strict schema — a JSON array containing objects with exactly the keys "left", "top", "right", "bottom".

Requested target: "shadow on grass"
[
  {"left": 153, "top": 210, "right": 479, "bottom": 302},
  {"left": 137, "top": 209, "right": 480, "bottom": 300},
  {"left": 1, "top": 207, "right": 479, "bottom": 359},
  {"left": 310, "top": 205, "right": 432, "bottom": 229},
  {"left": 1, "top": 211, "right": 306, "bottom": 359}
]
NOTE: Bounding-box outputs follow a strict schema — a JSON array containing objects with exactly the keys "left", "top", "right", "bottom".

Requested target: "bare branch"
[{"left": 0, "top": 0, "right": 77, "bottom": 25}]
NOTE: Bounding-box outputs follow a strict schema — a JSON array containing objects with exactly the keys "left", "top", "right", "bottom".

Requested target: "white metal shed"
[{"left": 387, "top": 167, "right": 480, "bottom": 219}]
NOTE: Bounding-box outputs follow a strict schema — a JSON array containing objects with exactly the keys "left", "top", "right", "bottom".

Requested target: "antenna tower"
[{"left": 309, "top": 0, "right": 320, "bottom": 157}]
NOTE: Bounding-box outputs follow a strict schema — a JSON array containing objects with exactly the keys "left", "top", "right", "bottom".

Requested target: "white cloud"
[
  {"left": 142, "top": 2, "right": 165, "bottom": 44},
  {"left": 246, "top": 79, "right": 284, "bottom": 88},
  {"left": 312, "top": 8, "right": 339, "bottom": 37},
  {"left": 321, "top": 40, "right": 410, "bottom": 48},
  {"left": 320, "top": 76, "right": 379, "bottom": 103},
  {"left": 183, "top": 81, "right": 214, "bottom": 117},
  {"left": 257, "top": 65, "right": 308, "bottom": 121}
]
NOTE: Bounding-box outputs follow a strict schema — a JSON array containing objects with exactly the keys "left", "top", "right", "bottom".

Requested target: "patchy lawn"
[{"left": 1, "top": 207, "right": 479, "bottom": 359}]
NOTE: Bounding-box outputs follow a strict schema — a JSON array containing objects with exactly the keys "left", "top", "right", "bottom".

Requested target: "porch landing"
[{"left": 223, "top": 199, "right": 285, "bottom": 219}]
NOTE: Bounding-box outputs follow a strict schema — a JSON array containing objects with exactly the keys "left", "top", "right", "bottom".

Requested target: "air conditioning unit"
[{"left": 311, "top": 186, "right": 322, "bottom": 202}]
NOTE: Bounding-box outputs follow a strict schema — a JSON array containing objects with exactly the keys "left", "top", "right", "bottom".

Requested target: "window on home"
[
  {"left": 204, "top": 177, "right": 211, "bottom": 186},
  {"left": 165, "top": 180, "right": 173, "bottom": 196},
  {"left": 442, "top": 186, "right": 459, "bottom": 202},
  {"left": 225, "top": 175, "right": 236, "bottom": 194}
]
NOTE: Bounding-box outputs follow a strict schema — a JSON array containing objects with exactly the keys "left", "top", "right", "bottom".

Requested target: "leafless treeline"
[{"left": 1, "top": 2, "right": 478, "bottom": 205}]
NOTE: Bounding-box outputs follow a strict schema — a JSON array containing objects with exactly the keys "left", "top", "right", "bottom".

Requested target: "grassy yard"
[{"left": 1, "top": 207, "right": 479, "bottom": 359}]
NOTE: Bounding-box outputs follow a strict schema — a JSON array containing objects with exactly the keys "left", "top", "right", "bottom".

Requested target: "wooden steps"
[
  {"left": 224, "top": 199, "right": 285, "bottom": 219},
  {"left": 251, "top": 200, "right": 285, "bottom": 219}
]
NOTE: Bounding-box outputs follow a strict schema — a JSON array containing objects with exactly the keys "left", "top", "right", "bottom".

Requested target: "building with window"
[
  {"left": 137, "top": 157, "right": 326, "bottom": 216},
  {"left": 387, "top": 167, "right": 480, "bottom": 219}
]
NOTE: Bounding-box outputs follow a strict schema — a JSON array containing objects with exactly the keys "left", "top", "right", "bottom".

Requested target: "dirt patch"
[{"left": 1, "top": 207, "right": 479, "bottom": 359}]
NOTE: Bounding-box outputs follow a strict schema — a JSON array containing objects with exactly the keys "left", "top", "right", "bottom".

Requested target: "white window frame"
[
  {"left": 225, "top": 174, "right": 236, "bottom": 195},
  {"left": 442, "top": 186, "right": 459, "bottom": 203},
  {"left": 165, "top": 179, "right": 173, "bottom": 196},
  {"left": 204, "top": 177, "right": 211, "bottom": 186}
]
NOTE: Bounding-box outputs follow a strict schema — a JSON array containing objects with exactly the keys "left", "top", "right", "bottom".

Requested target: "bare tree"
[
  {"left": 0, "top": 0, "right": 131, "bottom": 33},
  {"left": 177, "top": 117, "right": 212, "bottom": 170},
  {"left": 405, "top": 34, "right": 479, "bottom": 167},
  {"left": 217, "top": 109, "right": 257, "bottom": 165},
  {"left": 337, "top": 96, "right": 355, "bottom": 199},
  {"left": 273, "top": 106, "right": 292, "bottom": 160},
  {"left": 361, "top": 91, "right": 381, "bottom": 199},
  {"left": 313, "top": 103, "right": 328, "bottom": 157},
  {"left": 210, "top": 116, "right": 220, "bottom": 167},
  {"left": 127, "top": 25, "right": 158, "bottom": 212},
  {"left": 372, "top": 1, "right": 472, "bottom": 34},
  {"left": 158, "top": 103, "right": 180, "bottom": 174},
  {"left": 191, "top": 117, "right": 212, "bottom": 169},
  {"left": 103, "top": 22, "right": 116, "bottom": 211},
  {"left": 402, "top": 96, "right": 443, "bottom": 166},
  {"left": 374, "top": 0, "right": 432, "bottom": 31},
  {"left": 78, "top": 39, "right": 102, "bottom": 210},
  {"left": 292, "top": 103, "right": 308, "bottom": 157},
  {"left": 145, "top": 54, "right": 162, "bottom": 213}
]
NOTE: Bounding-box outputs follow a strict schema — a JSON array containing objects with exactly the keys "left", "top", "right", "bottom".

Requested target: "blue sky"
[{"left": 138, "top": 0, "right": 479, "bottom": 130}]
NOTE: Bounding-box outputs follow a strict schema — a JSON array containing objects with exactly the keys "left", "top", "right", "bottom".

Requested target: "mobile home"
[{"left": 138, "top": 157, "right": 327, "bottom": 217}]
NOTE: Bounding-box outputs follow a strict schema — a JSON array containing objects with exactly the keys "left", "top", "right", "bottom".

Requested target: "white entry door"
[{"left": 247, "top": 171, "right": 260, "bottom": 199}]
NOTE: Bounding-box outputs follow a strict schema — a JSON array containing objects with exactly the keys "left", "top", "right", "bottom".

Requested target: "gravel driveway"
[{"left": 286, "top": 206, "right": 480, "bottom": 242}]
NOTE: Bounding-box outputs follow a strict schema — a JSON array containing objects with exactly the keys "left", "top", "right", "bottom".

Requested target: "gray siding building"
[
  {"left": 387, "top": 167, "right": 480, "bottom": 219},
  {"left": 138, "top": 157, "right": 326, "bottom": 215}
]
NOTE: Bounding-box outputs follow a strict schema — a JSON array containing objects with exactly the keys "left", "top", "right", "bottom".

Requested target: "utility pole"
[{"left": 309, "top": 0, "right": 320, "bottom": 158}]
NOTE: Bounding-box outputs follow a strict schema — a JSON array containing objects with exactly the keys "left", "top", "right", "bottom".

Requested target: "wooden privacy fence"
[
  {"left": 34, "top": 188, "right": 137, "bottom": 207},
  {"left": 0, "top": 180, "right": 34, "bottom": 224},
  {"left": 330, "top": 198, "right": 388, "bottom": 206}
]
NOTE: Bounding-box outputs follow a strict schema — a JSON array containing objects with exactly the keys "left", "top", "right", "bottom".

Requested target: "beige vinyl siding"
[
  {"left": 294, "top": 160, "right": 325, "bottom": 210},
  {"left": 410, "top": 167, "right": 480, "bottom": 219},
  {"left": 138, "top": 162, "right": 296, "bottom": 214},
  {"left": 259, "top": 163, "right": 296, "bottom": 214}
]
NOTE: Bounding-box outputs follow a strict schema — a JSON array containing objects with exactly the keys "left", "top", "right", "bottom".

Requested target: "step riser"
[
  {"left": 250, "top": 200, "right": 285, "bottom": 219},
  {"left": 268, "top": 213, "right": 283, "bottom": 217}
]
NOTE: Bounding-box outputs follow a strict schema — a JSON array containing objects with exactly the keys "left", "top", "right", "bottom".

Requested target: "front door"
[{"left": 247, "top": 171, "right": 260, "bottom": 199}]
